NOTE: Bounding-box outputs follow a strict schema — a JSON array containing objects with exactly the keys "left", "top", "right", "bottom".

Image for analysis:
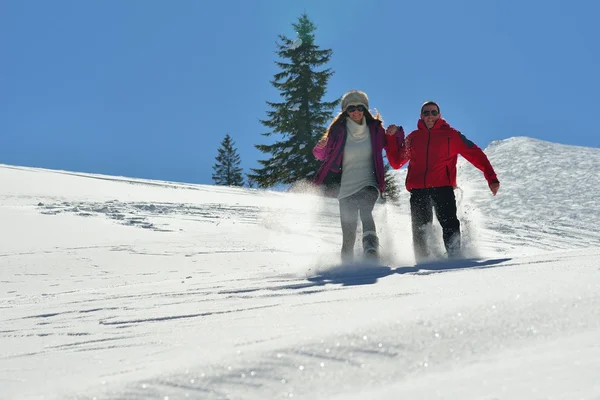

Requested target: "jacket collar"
[{"left": 417, "top": 117, "right": 448, "bottom": 131}]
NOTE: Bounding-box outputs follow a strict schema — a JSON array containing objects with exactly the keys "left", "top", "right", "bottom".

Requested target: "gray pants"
[{"left": 339, "top": 186, "right": 379, "bottom": 256}]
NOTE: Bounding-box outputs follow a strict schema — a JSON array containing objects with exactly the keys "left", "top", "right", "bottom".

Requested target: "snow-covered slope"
[
  {"left": 393, "top": 136, "right": 600, "bottom": 254},
  {"left": 1, "top": 137, "right": 599, "bottom": 400}
]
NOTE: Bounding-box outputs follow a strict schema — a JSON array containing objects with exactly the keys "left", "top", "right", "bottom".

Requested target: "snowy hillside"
[
  {"left": 1, "top": 137, "right": 600, "bottom": 400},
  {"left": 393, "top": 136, "right": 600, "bottom": 254}
]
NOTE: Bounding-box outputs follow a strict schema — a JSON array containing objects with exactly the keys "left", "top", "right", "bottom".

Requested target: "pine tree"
[
  {"left": 248, "top": 13, "right": 339, "bottom": 188},
  {"left": 246, "top": 174, "right": 256, "bottom": 188},
  {"left": 212, "top": 133, "right": 244, "bottom": 186},
  {"left": 384, "top": 163, "right": 402, "bottom": 203}
]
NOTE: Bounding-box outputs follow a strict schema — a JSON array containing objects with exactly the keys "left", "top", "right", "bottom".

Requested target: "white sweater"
[{"left": 338, "top": 117, "right": 379, "bottom": 199}]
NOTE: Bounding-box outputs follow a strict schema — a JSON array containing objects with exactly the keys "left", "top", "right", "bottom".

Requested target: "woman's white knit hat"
[{"left": 341, "top": 90, "right": 369, "bottom": 111}]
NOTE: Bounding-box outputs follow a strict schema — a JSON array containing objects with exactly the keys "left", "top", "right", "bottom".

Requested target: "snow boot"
[{"left": 362, "top": 231, "right": 379, "bottom": 260}]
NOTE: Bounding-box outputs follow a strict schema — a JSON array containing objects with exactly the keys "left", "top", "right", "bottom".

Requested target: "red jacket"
[{"left": 390, "top": 118, "right": 498, "bottom": 191}]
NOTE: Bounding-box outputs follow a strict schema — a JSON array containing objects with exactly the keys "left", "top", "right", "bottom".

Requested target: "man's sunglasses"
[
  {"left": 422, "top": 110, "right": 439, "bottom": 116},
  {"left": 346, "top": 105, "right": 366, "bottom": 113}
]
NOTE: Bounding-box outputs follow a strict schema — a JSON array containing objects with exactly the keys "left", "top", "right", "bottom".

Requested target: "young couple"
[{"left": 313, "top": 90, "right": 500, "bottom": 263}]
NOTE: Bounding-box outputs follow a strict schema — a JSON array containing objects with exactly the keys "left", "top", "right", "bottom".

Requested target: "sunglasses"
[
  {"left": 421, "top": 110, "right": 439, "bottom": 116},
  {"left": 346, "top": 105, "right": 366, "bottom": 113}
]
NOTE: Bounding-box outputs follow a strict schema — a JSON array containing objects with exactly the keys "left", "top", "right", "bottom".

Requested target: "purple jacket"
[{"left": 312, "top": 119, "right": 404, "bottom": 194}]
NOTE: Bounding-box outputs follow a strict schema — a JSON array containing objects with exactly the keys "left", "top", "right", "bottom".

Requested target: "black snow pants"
[{"left": 409, "top": 186, "right": 461, "bottom": 260}]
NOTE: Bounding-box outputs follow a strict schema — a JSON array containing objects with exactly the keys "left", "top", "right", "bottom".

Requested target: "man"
[{"left": 387, "top": 101, "right": 500, "bottom": 261}]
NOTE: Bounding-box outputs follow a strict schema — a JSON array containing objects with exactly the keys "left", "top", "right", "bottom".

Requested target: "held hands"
[
  {"left": 489, "top": 180, "right": 500, "bottom": 196},
  {"left": 386, "top": 124, "right": 402, "bottom": 136},
  {"left": 386, "top": 125, "right": 398, "bottom": 135}
]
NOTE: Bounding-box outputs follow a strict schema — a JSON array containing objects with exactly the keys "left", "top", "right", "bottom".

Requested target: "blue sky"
[{"left": 2, "top": 0, "right": 599, "bottom": 185}]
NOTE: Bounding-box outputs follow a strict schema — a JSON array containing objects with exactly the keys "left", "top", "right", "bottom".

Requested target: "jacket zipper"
[
  {"left": 424, "top": 129, "right": 431, "bottom": 187},
  {"left": 447, "top": 137, "right": 451, "bottom": 184}
]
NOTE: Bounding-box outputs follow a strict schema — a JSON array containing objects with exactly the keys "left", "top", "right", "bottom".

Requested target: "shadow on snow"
[{"left": 305, "top": 257, "right": 512, "bottom": 287}]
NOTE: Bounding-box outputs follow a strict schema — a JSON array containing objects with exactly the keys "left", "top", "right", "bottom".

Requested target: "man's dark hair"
[{"left": 420, "top": 101, "right": 440, "bottom": 114}]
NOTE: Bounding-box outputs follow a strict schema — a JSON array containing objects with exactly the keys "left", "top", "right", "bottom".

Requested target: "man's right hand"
[{"left": 489, "top": 180, "right": 500, "bottom": 196}]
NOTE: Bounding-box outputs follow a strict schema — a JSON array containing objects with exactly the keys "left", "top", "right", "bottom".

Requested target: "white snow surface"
[{"left": 1, "top": 137, "right": 599, "bottom": 399}]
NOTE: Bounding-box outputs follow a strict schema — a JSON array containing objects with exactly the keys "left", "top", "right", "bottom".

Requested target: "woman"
[{"left": 313, "top": 90, "right": 405, "bottom": 261}]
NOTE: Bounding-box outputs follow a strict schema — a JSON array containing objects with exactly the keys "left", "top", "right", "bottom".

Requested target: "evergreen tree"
[
  {"left": 212, "top": 133, "right": 244, "bottom": 186},
  {"left": 246, "top": 174, "right": 256, "bottom": 189},
  {"left": 384, "top": 162, "right": 402, "bottom": 203},
  {"left": 248, "top": 13, "right": 339, "bottom": 188}
]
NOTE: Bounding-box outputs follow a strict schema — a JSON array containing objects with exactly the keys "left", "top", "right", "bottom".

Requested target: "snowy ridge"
[{"left": 1, "top": 137, "right": 600, "bottom": 400}]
